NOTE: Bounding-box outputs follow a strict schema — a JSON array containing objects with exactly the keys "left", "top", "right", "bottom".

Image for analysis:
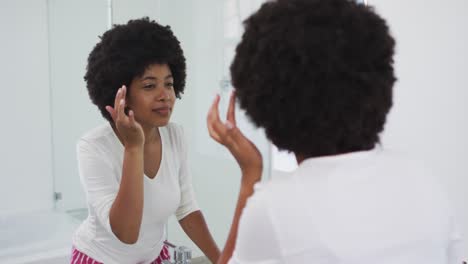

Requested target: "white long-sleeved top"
[
  {"left": 228, "top": 148, "right": 465, "bottom": 264},
  {"left": 72, "top": 122, "right": 199, "bottom": 264}
]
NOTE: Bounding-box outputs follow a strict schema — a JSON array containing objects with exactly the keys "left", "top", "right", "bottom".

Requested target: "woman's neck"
[{"left": 142, "top": 126, "right": 160, "bottom": 146}]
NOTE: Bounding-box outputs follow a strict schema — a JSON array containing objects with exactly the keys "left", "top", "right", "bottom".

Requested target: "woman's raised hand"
[
  {"left": 207, "top": 92, "right": 263, "bottom": 186},
  {"left": 106, "top": 85, "right": 145, "bottom": 149}
]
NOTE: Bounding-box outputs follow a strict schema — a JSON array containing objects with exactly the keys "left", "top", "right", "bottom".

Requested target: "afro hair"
[{"left": 231, "top": 0, "right": 396, "bottom": 158}]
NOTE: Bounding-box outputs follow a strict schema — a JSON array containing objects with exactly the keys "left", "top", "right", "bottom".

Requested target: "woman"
[
  {"left": 207, "top": 0, "right": 465, "bottom": 263},
  {"left": 72, "top": 18, "right": 220, "bottom": 264}
]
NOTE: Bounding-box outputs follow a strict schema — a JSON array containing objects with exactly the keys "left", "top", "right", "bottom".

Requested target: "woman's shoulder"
[
  {"left": 77, "top": 123, "right": 117, "bottom": 153},
  {"left": 80, "top": 123, "right": 113, "bottom": 141}
]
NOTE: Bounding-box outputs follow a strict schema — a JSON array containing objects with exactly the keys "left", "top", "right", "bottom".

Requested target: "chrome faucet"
[{"left": 162, "top": 241, "right": 192, "bottom": 264}]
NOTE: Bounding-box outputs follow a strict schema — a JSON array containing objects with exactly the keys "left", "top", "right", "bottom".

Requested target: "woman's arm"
[
  {"left": 179, "top": 210, "right": 220, "bottom": 263},
  {"left": 216, "top": 181, "right": 257, "bottom": 264},
  {"left": 206, "top": 93, "right": 263, "bottom": 264},
  {"left": 106, "top": 85, "right": 146, "bottom": 244},
  {"left": 175, "top": 123, "right": 220, "bottom": 262},
  {"left": 109, "top": 146, "right": 144, "bottom": 244}
]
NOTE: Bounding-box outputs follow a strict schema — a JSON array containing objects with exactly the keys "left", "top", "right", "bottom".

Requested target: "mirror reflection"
[{"left": 1, "top": 0, "right": 467, "bottom": 263}]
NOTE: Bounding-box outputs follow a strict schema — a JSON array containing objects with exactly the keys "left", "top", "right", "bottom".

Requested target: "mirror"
[
  {"left": 2, "top": 0, "right": 468, "bottom": 262},
  {"left": 48, "top": 0, "right": 272, "bottom": 259}
]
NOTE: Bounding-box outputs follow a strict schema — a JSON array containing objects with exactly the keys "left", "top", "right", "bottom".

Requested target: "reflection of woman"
[
  {"left": 208, "top": 0, "right": 464, "bottom": 263},
  {"left": 72, "top": 18, "right": 219, "bottom": 264}
]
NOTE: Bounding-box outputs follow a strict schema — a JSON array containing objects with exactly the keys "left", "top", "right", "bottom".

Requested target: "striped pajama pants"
[{"left": 70, "top": 244, "right": 170, "bottom": 264}]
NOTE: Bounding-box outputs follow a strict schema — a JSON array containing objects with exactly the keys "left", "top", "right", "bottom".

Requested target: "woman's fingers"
[
  {"left": 227, "top": 90, "right": 236, "bottom": 126},
  {"left": 117, "top": 86, "right": 130, "bottom": 120},
  {"left": 105, "top": 105, "right": 116, "bottom": 121},
  {"left": 117, "top": 98, "right": 125, "bottom": 122},
  {"left": 208, "top": 95, "right": 234, "bottom": 144},
  {"left": 207, "top": 125, "right": 222, "bottom": 143},
  {"left": 111, "top": 85, "right": 127, "bottom": 124},
  {"left": 207, "top": 95, "right": 222, "bottom": 141},
  {"left": 207, "top": 94, "right": 244, "bottom": 150},
  {"left": 207, "top": 94, "right": 221, "bottom": 123},
  {"left": 106, "top": 86, "right": 122, "bottom": 123},
  {"left": 128, "top": 110, "right": 136, "bottom": 125},
  {"left": 121, "top": 85, "right": 127, "bottom": 100},
  {"left": 114, "top": 86, "right": 123, "bottom": 110},
  {"left": 206, "top": 93, "right": 262, "bottom": 175}
]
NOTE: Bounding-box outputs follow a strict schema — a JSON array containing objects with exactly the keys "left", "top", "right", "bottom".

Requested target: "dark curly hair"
[
  {"left": 231, "top": 0, "right": 396, "bottom": 158},
  {"left": 84, "top": 17, "right": 186, "bottom": 123}
]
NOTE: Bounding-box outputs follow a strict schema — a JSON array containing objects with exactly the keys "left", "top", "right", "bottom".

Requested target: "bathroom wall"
[
  {"left": 48, "top": 0, "right": 109, "bottom": 212},
  {"left": 374, "top": 0, "right": 468, "bottom": 255},
  {"left": 0, "top": 0, "right": 54, "bottom": 215}
]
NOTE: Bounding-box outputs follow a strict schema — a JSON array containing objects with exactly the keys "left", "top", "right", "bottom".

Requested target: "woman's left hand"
[{"left": 207, "top": 92, "right": 263, "bottom": 186}]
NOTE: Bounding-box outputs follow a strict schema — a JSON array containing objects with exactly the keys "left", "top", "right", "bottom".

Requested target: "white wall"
[
  {"left": 112, "top": 0, "right": 159, "bottom": 25},
  {"left": 48, "top": 0, "right": 108, "bottom": 211},
  {"left": 0, "top": 0, "right": 54, "bottom": 215},
  {"left": 0, "top": 0, "right": 110, "bottom": 215},
  {"left": 373, "top": 0, "right": 468, "bottom": 255}
]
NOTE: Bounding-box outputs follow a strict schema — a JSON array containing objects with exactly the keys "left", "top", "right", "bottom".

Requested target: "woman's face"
[{"left": 126, "top": 63, "right": 176, "bottom": 128}]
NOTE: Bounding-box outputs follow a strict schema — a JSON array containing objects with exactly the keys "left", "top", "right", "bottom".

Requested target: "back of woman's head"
[{"left": 231, "top": 0, "right": 396, "bottom": 158}]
